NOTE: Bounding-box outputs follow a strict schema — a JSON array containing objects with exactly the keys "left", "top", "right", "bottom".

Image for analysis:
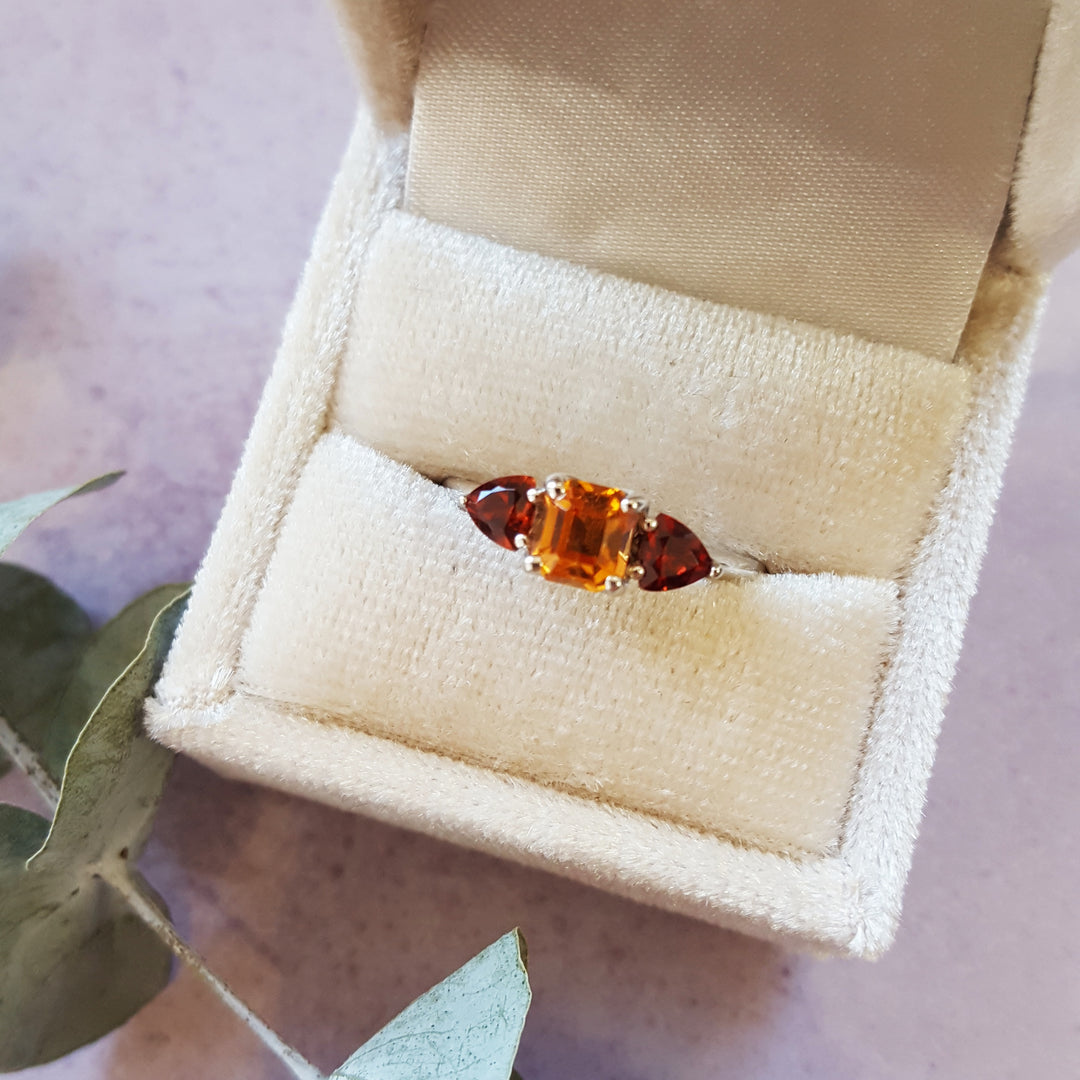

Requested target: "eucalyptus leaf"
[
  {"left": 0, "top": 803, "right": 51, "bottom": 862},
  {"left": 332, "top": 930, "right": 531, "bottom": 1080},
  {"left": 0, "top": 565, "right": 92, "bottom": 783},
  {"left": 0, "top": 472, "right": 123, "bottom": 557},
  {"left": 0, "top": 589, "right": 188, "bottom": 1071},
  {"left": 41, "top": 582, "right": 190, "bottom": 788},
  {"left": 0, "top": 470, "right": 122, "bottom": 780},
  {"left": 32, "top": 588, "right": 188, "bottom": 870},
  {"left": 0, "top": 839, "right": 173, "bottom": 1071}
]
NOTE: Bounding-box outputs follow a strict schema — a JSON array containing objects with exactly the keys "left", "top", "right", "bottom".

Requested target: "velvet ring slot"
[{"left": 235, "top": 433, "right": 900, "bottom": 855}]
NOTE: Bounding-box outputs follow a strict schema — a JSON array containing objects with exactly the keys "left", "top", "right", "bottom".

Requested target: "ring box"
[{"left": 148, "top": 0, "right": 1080, "bottom": 956}]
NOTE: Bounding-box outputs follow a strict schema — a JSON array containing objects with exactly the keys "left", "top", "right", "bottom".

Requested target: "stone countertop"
[{"left": 2, "top": 2, "right": 1078, "bottom": 1077}]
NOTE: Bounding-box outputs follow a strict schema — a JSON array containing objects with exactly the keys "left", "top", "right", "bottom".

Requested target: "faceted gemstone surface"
[
  {"left": 464, "top": 475, "right": 536, "bottom": 550},
  {"left": 528, "top": 478, "right": 641, "bottom": 591},
  {"left": 634, "top": 513, "right": 713, "bottom": 591}
]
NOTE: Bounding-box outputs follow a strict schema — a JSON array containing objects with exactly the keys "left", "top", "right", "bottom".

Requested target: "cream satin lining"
[{"left": 405, "top": 0, "right": 1046, "bottom": 359}]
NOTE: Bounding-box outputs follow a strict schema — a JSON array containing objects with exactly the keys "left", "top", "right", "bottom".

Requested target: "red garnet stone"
[
  {"left": 464, "top": 475, "right": 536, "bottom": 550},
  {"left": 634, "top": 513, "right": 713, "bottom": 591}
]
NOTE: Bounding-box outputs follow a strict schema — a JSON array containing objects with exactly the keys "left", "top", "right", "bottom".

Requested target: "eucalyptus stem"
[
  {"left": 0, "top": 714, "right": 60, "bottom": 809},
  {"left": 1, "top": 709, "right": 326, "bottom": 1079},
  {"left": 101, "top": 863, "right": 327, "bottom": 1080}
]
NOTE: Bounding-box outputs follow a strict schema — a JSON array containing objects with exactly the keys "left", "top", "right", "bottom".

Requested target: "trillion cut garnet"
[
  {"left": 464, "top": 475, "right": 536, "bottom": 550},
  {"left": 634, "top": 513, "right": 713, "bottom": 591}
]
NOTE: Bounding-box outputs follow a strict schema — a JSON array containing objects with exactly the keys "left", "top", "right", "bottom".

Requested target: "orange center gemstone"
[{"left": 527, "top": 478, "right": 642, "bottom": 591}]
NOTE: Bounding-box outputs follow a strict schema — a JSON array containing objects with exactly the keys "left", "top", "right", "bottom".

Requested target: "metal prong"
[
  {"left": 514, "top": 533, "right": 529, "bottom": 550},
  {"left": 620, "top": 494, "right": 649, "bottom": 516},
  {"left": 628, "top": 564, "right": 645, "bottom": 580},
  {"left": 457, "top": 493, "right": 468, "bottom": 510},
  {"left": 642, "top": 517, "right": 658, "bottom": 532},
  {"left": 526, "top": 487, "right": 543, "bottom": 504},
  {"left": 545, "top": 474, "right": 570, "bottom": 501},
  {"left": 523, "top": 554, "right": 543, "bottom": 573},
  {"left": 711, "top": 561, "right": 763, "bottom": 581},
  {"left": 709, "top": 548, "right": 767, "bottom": 579},
  {"left": 603, "top": 575, "right": 625, "bottom": 593}
]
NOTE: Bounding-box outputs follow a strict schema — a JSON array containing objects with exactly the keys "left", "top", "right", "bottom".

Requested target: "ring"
[{"left": 448, "top": 473, "right": 764, "bottom": 593}]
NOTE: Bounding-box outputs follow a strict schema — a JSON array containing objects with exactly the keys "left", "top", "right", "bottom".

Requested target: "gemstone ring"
[{"left": 447, "top": 473, "right": 764, "bottom": 593}]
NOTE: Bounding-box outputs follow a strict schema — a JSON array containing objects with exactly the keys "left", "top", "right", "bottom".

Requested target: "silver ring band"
[{"left": 443, "top": 473, "right": 765, "bottom": 593}]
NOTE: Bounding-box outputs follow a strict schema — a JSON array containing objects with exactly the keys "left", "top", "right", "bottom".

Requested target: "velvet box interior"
[{"left": 149, "top": 0, "right": 1080, "bottom": 956}]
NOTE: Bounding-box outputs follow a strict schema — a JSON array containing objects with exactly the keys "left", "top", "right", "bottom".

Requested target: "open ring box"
[{"left": 148, "top": 0, "right": 1080, "bottom": 956}]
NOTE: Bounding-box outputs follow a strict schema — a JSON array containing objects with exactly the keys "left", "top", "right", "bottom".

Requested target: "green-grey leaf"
[
  {"left": 32, "top": 589, "right": 188, "bottom": 871},
  {"left": 0, "top": 804, "right": 51, "bottom": 862},
  {"left": 0, "top": 473, "right": 123, "bottom": 557},
  {"left": 0, "top": 565, "right": 92, "bottom": 782},
  {"left": 0, "top": 589, "right": 188, "bottom": 1071},
  {"left": 41, "top": 583, "right": 190, "bottom": 790},
  {"left": 0, "top": 853, "right": 172, "bottom": 1070},
  {"left": 332, "top": 930, "right": 531, "bottom": 1080}
]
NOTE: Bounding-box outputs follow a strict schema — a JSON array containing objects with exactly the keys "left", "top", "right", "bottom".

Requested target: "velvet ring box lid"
[{"left": 148, "top": 0, "right": 1080, "bottom": 956}]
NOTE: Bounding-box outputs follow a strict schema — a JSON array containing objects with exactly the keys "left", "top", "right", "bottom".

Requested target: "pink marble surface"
[{"left": 2, "top": 2, "right": 1078, "bottom": 1077}]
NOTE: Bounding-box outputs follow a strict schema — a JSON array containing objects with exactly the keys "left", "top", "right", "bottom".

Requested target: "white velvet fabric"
[
  {"left": 149, "top": 0, "right": 1074, "bottom": 955},
  {"left": 335, "top": 210, "right": 971, "bottom": 578},
  {"left": 238, "top": 433, "right": 898, "bottom": 854},
  {"left": 1010, "top": 0, "right": 1080, "bottom": 266}
]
